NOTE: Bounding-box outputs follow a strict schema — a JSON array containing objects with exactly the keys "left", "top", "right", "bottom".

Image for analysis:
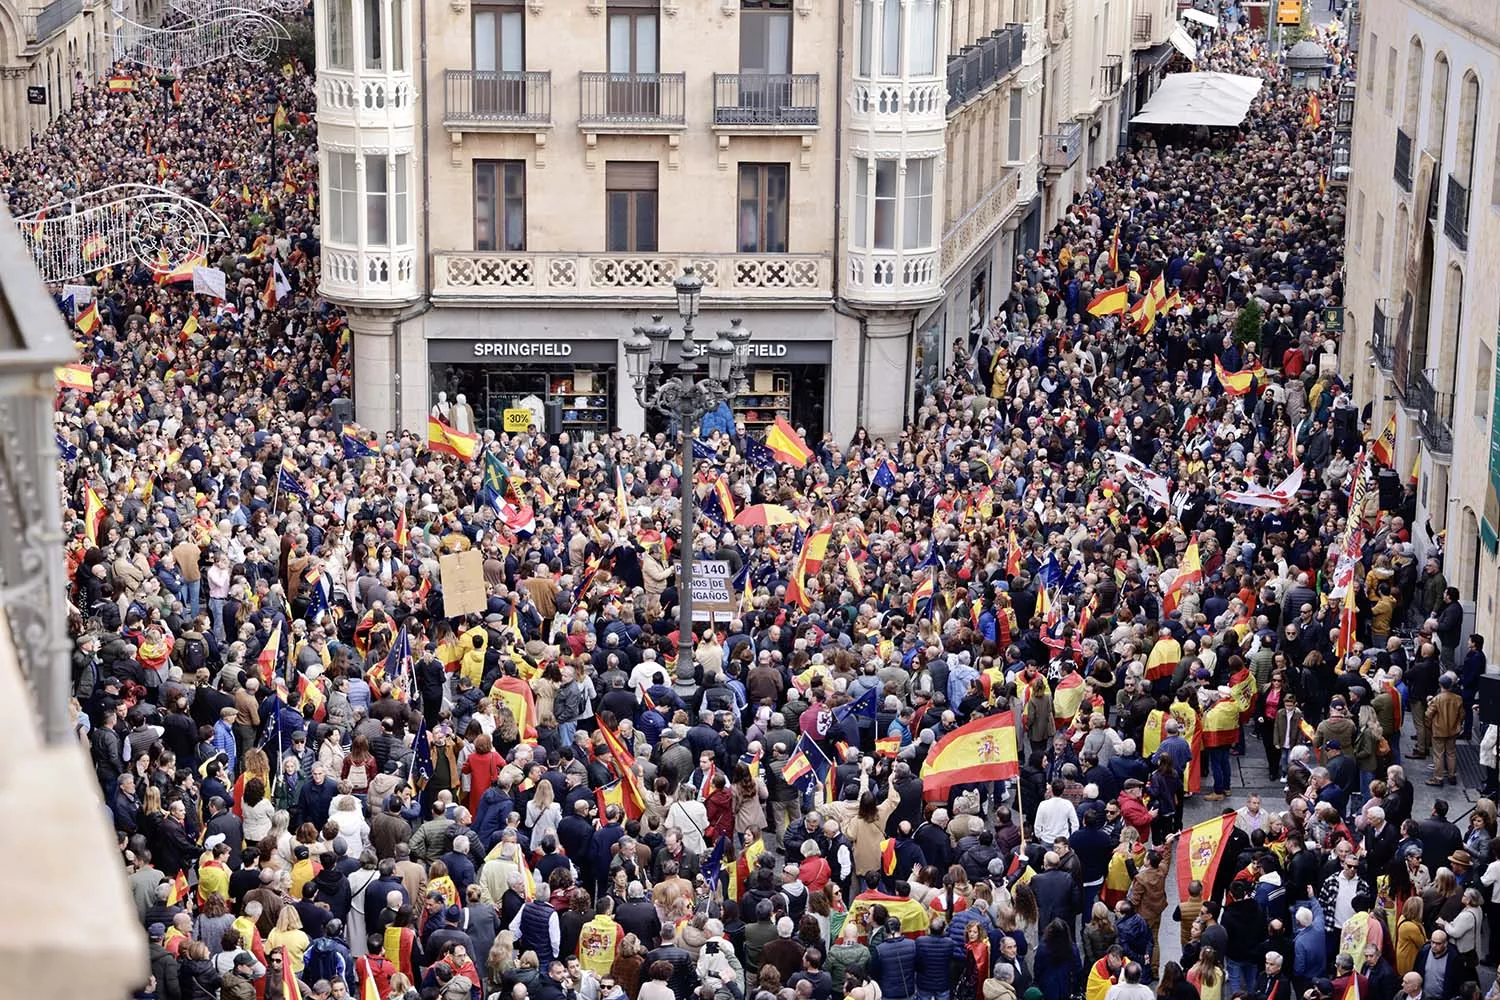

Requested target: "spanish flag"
[
  {"left": 55, "top": 363, "right": 94, "bottom": 391},
  {"left": 83, "top": 485, "right": 106, "bottom": 545},
  {"left": 1370, "top": 411, "right": 1397, "bottom": 467},
  {"left": 919, "top": 710, "right": 1019, "bottom": 800},
  {"left": 1175, "top": 812, "right": 1237, "bottom": 899},
  {"left": 256, "top": 621, "right": 284, "bottom": 686},
  {"left": 1305, "top": 92, "right": 1322, "bottom": 129},
  {"left": 1214, "top": 357, "right": 1259, "bottom": 396},
  {"left": 1005, "top": 529, "right": 1023, "bottom": 576},
  {"left": 597, "top": 720, "right": 646, "bottom": 816},
  {"left": 782, "top": 745, "right": 814, "bottom": 785},
  {"left": 156, "top": 157, "right": 169, "bottom": 182},
  {"left": 166, "top": 870, "right": 190, "bottom": 906},
  {"left": 844, "top": 552, "right": 864, "bottom": 594},
  {"left": 764, "top": 416, "right": 813, "bottom": 468},
  {"left": 280, "top": 947, "right": 301, "bottom": 1000},
  {"left": 107, "top": 76, "right": 135, "bottom": 92},
  {"left": 181, "top": 312, "right": 199, "bottom": 339},
  {"left": 1162, "top": 540, "right": 1202, "bottom": 615},
  {"left": 273, "top": 103, "right": 290, "bottom": 131},
  {"left": 76, "top": 300, "right": 102, "bottom": 334},
  {"left": 712, "top": 475, "right": 737, "bottom": 523},
  {"left": 491, "top": 675, "right": 539, "bottom": 739},
  {"left": 1052, "top": 671, "right": 1087, "bottom": 727},
  {"left": 261, "top": 268, "right": 278, "bottom": 310},
  {"left": 1107, "top": 224, "right": 1120, "bottom": 273},
  {"left": 908, "top": 576, "right": 935, "bottom": 617},
  {"left": 1086, "top": 284, "right": 1129, "bottom": 316},
  {"left": 875, "top": 735, "right": 901, "bottom": 758},
  {"left": 82, "top": 233, "right": 108, "bottom": 262},
  {"left": 847, "top": 891, "right": 931, "bottom": 939},
  {"left": 394, "top": 509, "right": 408, "bottom": 548},
  {"left": 156, "top": 250, "right": 204, "bottom": 286},
  {"left": 1144, "top": 633, "right": 1181, "bottom": 684},
  {"left": 879, "top": 838, "right": 898, "bottom": 875},
  {"left": 428, "top": 416, "right": 480, "bottom": 461},
  {"left": 1201, "top": 695, "right": 1241, "bottom": 748},
  {"left": 1335, "top": 583, "right": 1359, "bottom": 661}
]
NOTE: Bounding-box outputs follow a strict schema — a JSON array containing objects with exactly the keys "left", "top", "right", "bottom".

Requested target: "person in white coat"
[{"left": 327, "top": 794, "right": 370, "bottom": 857}]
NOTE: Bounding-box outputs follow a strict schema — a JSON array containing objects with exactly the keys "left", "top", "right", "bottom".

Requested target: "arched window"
[
  {"left": 1402, "top": 37, "right": 1423, "bottom": 136},
  {"left": 1427, "top": 53, "right": 1449, "bottom": 156},
  {"left": 1456, "top": 70, "right": 1480, "bottom": 184}
]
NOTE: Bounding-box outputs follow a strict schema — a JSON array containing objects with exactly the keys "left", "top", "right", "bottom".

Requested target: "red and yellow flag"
[
  {"left": 1370, "top": 411, "right": 1397, "bottom": 467},
  {"left": 491, "top": 675, "right": 538, "bottom": 739},
  {"left": 428, "top": 417, "right": 480, "bottom": 461},
  {"left": 764, "top": 416, "right": 813, "bottom": 468},
  {"left": 879, "top": 837, "right": 898, "bottom": 874},
  {"left": 908, "top": 576, "right": 935, "bottom": 617},
  {"left": 256, "top": 622, "right": 284, "bottom": 686},
  {"left": 108, "top": 76, "right": 135, "bottom": 92},
  {"left": 1201, "top": 695, "right": 1242, "bottom": 748},
  {"left": 166, "top": 870, "right": 190, "bottom": 906},
  {"left": 1214, "top": 357, "right": 1261, "bottom": 396},
  {"left": 1175, "top": 812, "right": 1237, "bottom": 899},
  {"left": 55, "top": 363, "right": 95, "bottom": 391},
  {"left": 1335, "top": 584, "right": 1359, "bottom": 662},
  {"left": 875, "top": 735, "right": 901, "bottom": 758},
  {"left": 848, "top": 892, "right": 930, "bottom": 938},
  {"left": 919, "top": 710, "right": 1019, "bottom": 800},
  {"left": 1107, "top": 224, "right": 1120, "bottom": 273},
  {"left": 280, "top": 947, "right": 300, "bottom": 1000},
  {"left": 614, "top": 467, "right": 630, "bottom": 524},
  {"left": 1086, "top": 284, "right": 1129, "bottom": 317},
  {"left": 76, "top": 301, "right": 102, "bottom": 334},
  {"left": 1162, "top": 540, "right": 1202, "bottom": 615},
  {"left": 83, "top": 485, "right": 107, "bottom": 545}
]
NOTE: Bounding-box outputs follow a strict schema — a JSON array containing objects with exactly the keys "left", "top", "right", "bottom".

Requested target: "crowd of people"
[{"left": 23, "top": 5, "right": 1500, "bottom": 1000}]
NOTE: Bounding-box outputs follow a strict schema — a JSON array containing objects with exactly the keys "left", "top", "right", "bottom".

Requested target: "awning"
[
  {"left": 1129, "top": 71, "right": 1264, "bottom": 127},
  {"left": 1168, "top": 25, "right": 1199, "bottom": 62},
  {"left": 1133, "top": 41, "right": 1176, "bottom": 72},
  {"left": 1180, "top": 7, "right": 1219, "bottom": 28}
]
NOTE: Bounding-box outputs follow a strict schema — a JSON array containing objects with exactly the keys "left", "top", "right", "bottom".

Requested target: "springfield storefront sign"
[{"left": 428, "top": 339, "right": 619, "bottom": 364}]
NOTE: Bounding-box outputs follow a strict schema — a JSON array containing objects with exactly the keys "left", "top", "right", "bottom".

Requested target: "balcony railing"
[
  {"left": 945, "top": 23, "right": 1025, "bottom": 114},
  {"left": 1371, "top": 299, "right": 1392, "bottom": 371},
  {"left": 579, "top": 72, "right": 686, "bottom": 127},
  {"left": 711, "top": 73, "right": 819, "bottom": 127},
  {"left": 444, "top": 70, "right": 552, "bottom": 126},
  {"left": 432, "top": 251, "right": 831, "bottom": 302},
  {"left": 1101, "top": 55, "right": 1124, "bottom": 95},
  {"left": 1444, "top": 173, "right": 1469, "bottom": 250},
  {"left": 1132, "top": 13, "right": 1154, "bottom": 44},
  {"left": 25, "top": 0, "right": 80, "bottom": 43},
  {"left": 1394, "top": 127, "right": 1413, "bottom": 191},
  {"left": 1403, "top": 364, "right": 1435, "bottom": 417},
  {"left": 1041, "top": 122, "right": 1083, "bottom": 171},
  {"left": 1419, "top": 388, "right": 1454, "bottom": 458}
]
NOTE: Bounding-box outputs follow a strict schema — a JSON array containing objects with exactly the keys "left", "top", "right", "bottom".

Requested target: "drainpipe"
[
  {"left": 395, "top": 0, "right": 433, "bottom": 432},
  {"left": 830, "top": 0, "right": 871, "bottom": 431}
]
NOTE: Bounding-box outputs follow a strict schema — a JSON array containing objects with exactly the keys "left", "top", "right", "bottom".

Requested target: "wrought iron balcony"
[
  {"left": 1041, "top": 122, "right": 1083, "bottom": 171},
  {"left": 1133, "top": 13, "right": 1153, "bottom": 44},
  {"left": 1418, "top": 388, "right": 1454, "bottom": 459},
  {"left": 1403, "top": 364, "right": 1435, "bottom": 418},
  {"left": 444, "top": 70, "right": 552, "bottom": 127},
  {"left": 1371, "top": 299, "right": 1392, "bottom": 372},
  {"left": 579, "top": 72, "right": 686, "bottom": 128},
  {"left": 711, "top": 73, "right": 819, "bottom": 127},
  {"left": 945, "top": 24, "right": 1025, "bottom": 114},
  {"left": 1394, "top": 127, "right": 1413, "bottom": 191},
  {"left": 1101, "top": 55, "right": 1124, "bottom": 96},
  {"left": 1444, "top": 173, "right": 1469, "bottom": 250}
]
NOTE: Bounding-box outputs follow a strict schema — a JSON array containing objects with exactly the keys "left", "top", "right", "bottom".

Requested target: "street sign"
[
  {"left": 26, "top": 86, "right": 46, "bottom": 105},
  {"left": 690, "top": 559, "right": 736, "bottom": 620},
  {"left": 1276, "top": 0, "right": 1301, "bottom": 25}
]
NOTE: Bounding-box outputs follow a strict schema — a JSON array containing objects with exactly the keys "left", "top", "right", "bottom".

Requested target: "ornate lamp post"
[{"left": 622, "top": 266, "right": 751, "bottom": 664}]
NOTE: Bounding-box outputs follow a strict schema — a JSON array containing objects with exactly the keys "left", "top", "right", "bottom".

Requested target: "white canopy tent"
[
  {"left": 1168, "top": 25, "right": 1199, "bottom": 63},
  {"left": 1129, "top": 71, "right": 1264, "bottom": 127},
  {"left": 1180, "top": 7, "right": 1219, "bottom": 28}
]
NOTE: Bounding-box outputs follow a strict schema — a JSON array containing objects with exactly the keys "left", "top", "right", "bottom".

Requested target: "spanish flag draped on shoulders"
[
  {"left": 1202, "top": 688, "right": 1243, "bottom": 748},
  {"left": 1141, "top": 708, "right": 1168, "bottom": 757},
  {"left": 1145, "top": 629, "right": 1181, "bottom": 686},
  {"left": 1170, "top": 697, "right": 1202, "bottom": 794},
  {"left": 1086, "top": 956, "right": 1120, "bottom": 1000},
  {"left": 577, "top": 911, "right": 624, "bottom": 976}
]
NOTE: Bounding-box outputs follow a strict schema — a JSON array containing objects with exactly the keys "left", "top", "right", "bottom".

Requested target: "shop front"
[
  {"left": 651, "top": 336, "right": 832, "bottom": 440},
  {"left": 427, "top": 338, "right": 620, "bottom": 440}
]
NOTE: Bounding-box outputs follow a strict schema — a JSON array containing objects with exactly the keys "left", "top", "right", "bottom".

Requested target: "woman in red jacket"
[
  {"left": 704, "top": 771, "right": 735, "bottom": 842},
  {"left": 460, "top": 732, "right": 503, "bottom": 817}
]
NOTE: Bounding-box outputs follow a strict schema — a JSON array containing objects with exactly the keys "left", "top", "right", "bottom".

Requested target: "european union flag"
[
  {"left": 743, "top": 436, "right": 778, "bottom": 471},
  {"left": 872, "top": 459, "right": 897, "bottom": 489},
  {"left": 701, "top": 488, "right": 728, "bottom": 527},
  {"left": 410, "top": 717, "right": 434, "bottom": 783},
  {"left": 277, "top": 458, "right": 309, "bottom": 498},
  {"left": 732, "top": 557, "right": 751, "bottom": 593},
  {"left": 692, "top": 439, "right": 720, "bottom": 464},
  {"left": 1038, "top": 551, "right": 1062, "bottom": 590},
  {"left": 341, "top": 424, "right": 377, "bottom": 459},
  {"left": 790, "top": 733, "right": 832, "bottom": 790},
  {"left": 834, "top": 685, "right": 878, "bottom": 722},
  {"left": 56, "top": 433, "right": 77, "bottom": 463},
  {"left": 384, "top": 624, "right": 411, "bottom": 692}
]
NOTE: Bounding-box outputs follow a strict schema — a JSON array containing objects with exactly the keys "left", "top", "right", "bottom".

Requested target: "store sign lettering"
[
  {"left": 473, "top": 342, "right": 575, "bottom": 358},
  {"left": 744, "top": 343, "right": 789, "bottom": 358}
]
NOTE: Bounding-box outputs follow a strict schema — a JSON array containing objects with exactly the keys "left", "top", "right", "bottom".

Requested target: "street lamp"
[{"left": 622, "top": 266, "right": 751, "bottom": 665}]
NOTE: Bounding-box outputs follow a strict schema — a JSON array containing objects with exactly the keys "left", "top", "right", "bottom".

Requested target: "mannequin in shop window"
[
  {"left": 452, "top": 394, "right": 476, "bottom": 436},
  {"left": 431, "top": 391, "right": 451, "bottom": 423}
]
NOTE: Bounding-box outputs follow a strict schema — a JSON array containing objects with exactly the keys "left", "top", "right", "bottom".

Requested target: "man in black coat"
[
  {"left": 1361, "top": 807, "right": 1398, "bottom": 881},
  {"left": 1417, "top": 799, "right": 1464, "bottom": 870},
  {"left": 615, "top": 881, "right": 662, "bottom": 946},
  {"left": 203, "top": 797, "right": 243, "bottom": 867},
  {"left": 885, "top": 762, "right": 926, "bottom": 836},
  {"left": 1030, "top": 850, "right": 1080, "bottom": 933},
  {"left": 913, "top": 811, "right": 952, "bottom": 872}
]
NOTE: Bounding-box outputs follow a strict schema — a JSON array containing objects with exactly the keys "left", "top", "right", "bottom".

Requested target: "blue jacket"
[
  {"left": 1116, "top": 913, "right": 1152, "bottom": 968},
  {"left": 1293, "top": 905, "right": 1325, "bottom": 982},
  {"left": 913, "top": 934, "right": 960, "bottom": 993},
  {"left": 1032, "top": 941, "right": 1083, "bottom": 1000},
  {"left": 303, "top": 937, "right": 355, "bottom": 992},
  {"left": 870, "top": 936, "right": 918, "bottom": 999}
]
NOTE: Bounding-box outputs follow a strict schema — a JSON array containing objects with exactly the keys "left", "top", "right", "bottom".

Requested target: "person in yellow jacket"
[
  {"left": 460, "top": 629, "right": 488, "bottom": 689},
  {"left": 289, "top": 843, "right": 321, "bottom": 899},
  {"left": 576, "top": 896, "right": 624, "bottom": 976},
  {"left": 1085, "top": 947, "right": 1124, "bottom": 1000}
]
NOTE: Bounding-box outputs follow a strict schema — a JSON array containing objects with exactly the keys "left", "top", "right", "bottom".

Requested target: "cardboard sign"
[
  {"left": 690, "top": 559, "right": 736, "bottom": 618},
  {"left": 439, "top": 549, "right": 488, "bottom": 617},
  {"left": 503, "top": 408, "right": 535, "bottom": 433}
]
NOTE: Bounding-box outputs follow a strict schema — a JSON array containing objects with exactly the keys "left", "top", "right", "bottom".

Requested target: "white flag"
[{"left": 272, "top": 259, "right": 291, "bottom": 302}]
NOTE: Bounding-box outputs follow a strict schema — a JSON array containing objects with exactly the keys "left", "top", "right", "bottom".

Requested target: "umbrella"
[{"left": 733, "top": 504, "right": 801, "bottom": 528}]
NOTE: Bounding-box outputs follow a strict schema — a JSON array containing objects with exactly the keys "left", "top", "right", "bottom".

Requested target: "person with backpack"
[{"left": 303, "top": 919, "right": 356, "bottom": 994}]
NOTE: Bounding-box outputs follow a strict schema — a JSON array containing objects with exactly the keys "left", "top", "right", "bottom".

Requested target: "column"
[
  {"left": 348, "top": 309, "right": 397, "bottom": 434},
  {"left": 860, "top": 311, "right": 914, "bottom": 438}
]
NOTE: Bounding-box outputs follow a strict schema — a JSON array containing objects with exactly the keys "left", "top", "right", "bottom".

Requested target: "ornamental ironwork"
[
  {"left": 113, "top": 7, "right": 290, "bottom": 71},
  {"left": 15, "top": 184, "right": 229, "bottom": 284}
]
